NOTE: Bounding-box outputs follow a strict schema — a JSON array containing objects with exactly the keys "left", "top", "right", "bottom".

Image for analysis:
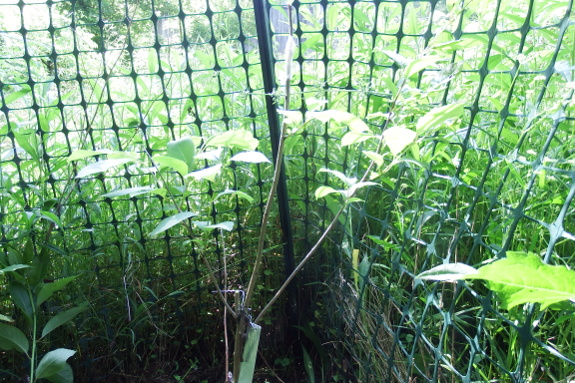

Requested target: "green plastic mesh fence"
[{"left": 1, "top": 0, "right": 574, "bottom": 382}]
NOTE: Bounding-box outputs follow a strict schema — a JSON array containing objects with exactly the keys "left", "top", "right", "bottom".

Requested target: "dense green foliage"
[{"left": 1, "top": 0, "right": 574, "bottom": 382}]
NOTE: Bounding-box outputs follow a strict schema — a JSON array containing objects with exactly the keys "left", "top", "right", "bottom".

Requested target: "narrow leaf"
[
  {"left": 404, "top": 55, "right": 445, "bottom": 78},
  {"left": 149, "top": 212, "right": 197, "bottom": 237},
  {"left": 42, "top": 305, "right": 89, "bottom": 338},
  {"left": 363, "top": 151, "right": 384, "bottom": 167},
  {"left": 416, "top": 263, "right": 478, "bottom": 281},
  {"left": 37, "top": 276, "right": 79, "bottom": 308},
  {"left": 67, "top": 150, "right": 105, "bottom": 162},
  {"left": 102, "top": 186, "right": 156, "bottom": 198},
  {"left": 238, "top": 323, "right": 261, "bottom": 383},
  {"left": 0, "top": 323, "right": 29, "bottom": 353},
  {"left": 416, "top": 103, "right": 464, "bottom": 135},
  {"left": 214, "top": 189, "right": 254, "bottom": 204},
  {"left": 76, "top": 158, "right": 134, "bottom": 178},
  {"left": 0, "top": 264, "right": 31, "bottom": 274},
  {"left": 36, "top": 348, "right": 76, "bottom": 379}
]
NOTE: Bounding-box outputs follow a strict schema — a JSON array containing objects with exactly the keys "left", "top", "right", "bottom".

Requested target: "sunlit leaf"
[
  {"left": 102, "top": 186, "right": 157, "bottom": 198},
  {"left": 466, "top": 252, "right": 575, "bottom": 309},
  {"left": 416, "top": 263, "right": 478, "bottom": 281},
  {"left": 319, "top": 168, "right": 357, "bottom": 186},
  {"left": 404, "top": 55, "right": 446, "bottom": 78},
  {"left": 231, "top": 151, "right": 271, "bottom": 164},
  {"left": 215, "top": 189, "right": 255, "bottom": 203},
  {"left": 363, "top": 151, "right": 384, "bottom": 167},
  {"left": 194, "top": 221, "right": 234, "bottom": 232},
  {"left": 186, "top": 164, "right": 222, "bottom": 182},
  {"left": 76, "top": 158, "right": 134, "bottom": 178},
  {"left": 205, "top": 130, "right": 258, "bottom": 151},
  {"left": 149, "top": 211, "right": 197, "bottom": 237},
  {"left": 167, "top": 137, "right": 196, "bottom": 173},
  {"left": 67, "top": 149, "right": 109, "bottom": 162},
  {"left": 416, "top": 103, "right": 464, "bottom": 135},
  {"left": 383, "top": 127, "right": 416, "bottom": 156},
  {"left": 315, "top": 186, "right": 339, "bottom": 199},
  {"left": 153, "top": 155, "right": 188, "bottom": 177}
]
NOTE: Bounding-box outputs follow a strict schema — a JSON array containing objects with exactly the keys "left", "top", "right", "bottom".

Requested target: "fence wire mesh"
[{"left": 0, "top": 0, "right": 574, "bottom": 382}]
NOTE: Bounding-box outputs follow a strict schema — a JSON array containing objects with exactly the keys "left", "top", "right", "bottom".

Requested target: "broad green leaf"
[
  {"left": 302, "top": 346, "right": 315, "bottom": 383},
  {"left": 404, "top": 55, "right": 446, "bottom": 78},
  {"left": 416, "top": 103, "right": 464, "bottom": 135},
  {"left": 102, "top": 186, "right": 156, "bottom": 198},
  {"left": 153, "top": 155, "right": 188, "bottom": 177},
  {"left": 76, "top": 158, "right": 134, "bottom": 178},
  {"left": 149, "top": 211, "right": 197, "bottom": 237},
  {"left": 0, "top": 314, "right": 13, "bottom": 323},
  {"left": 383, "top": 127, "right": 416, "bottom": 156},
  {"left": 167, "top": 137, "right": 196, "bottom": 173},
  {"left": 42, "top": 305, "right": 89, "bottom": 338},
  {"left": 205, "top": 130, "right": 259, "bottom": 151},
  {"left": 346, "top": 182, "right": 378, "bottom": 198},
  {"left": 186, "top": 164, "right": 222, "bottom": 182},
  {"left": 238, "top": 323, "right": 261, "bottom": 383},
  {"left": 341, "top": 131, "right": 375, "bottom": 147},
  {"left": 27, "top": 246, "right": 51, "bottom": 286},
  {"left": 466, "top": 252, "right": 575, "bottom": 309},
  {"left": 67, "top": 150, "right": 105, "bottom": 162},
  {"left": 230, "top": 151, "right": 271, "bottom": 164},
  {"left": 319, "top": 168, "right": 357, "bottom": 186},
  {"left": 278, "top": 110, "right": 303, "bottom": 125},
  {"left": 36, "top": 348, "right": 76, "bottom": 379},
  {"left": 37, "top": 276, "right": 79, "bottom": 308},
  {"left": 0, "top": 323, "right": 29, "bottom": 353},
  {"left": 416, "top": 263, "right": 478, "bottom": 281},
  {"left": 9, "top": 282, "right": 33, "bottom": 322},
  {"left": 214, "top": 189, "right": 254, "bottom": 204},
  {"left": 39, "top": 211, "right": 62, "bottom": 227},
  {"left": 315, "top": 186, "right": 339, "bottom": 199},
  {"left": 363, "top": 151, "right": 384, "bottom": 167},
  {"left": 45, "top": 362, "right": 73, "bottom": 383},
  {"left": 378, "top": 50, "right": 410, "bottom": 67}
]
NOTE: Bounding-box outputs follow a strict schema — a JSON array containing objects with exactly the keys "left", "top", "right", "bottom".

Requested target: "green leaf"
[
  {"left": 0, "top": 314, "right": 13, "bottom": 323},
  {"left": 416, "top": 263, "right": 478, "bottom": 281},
  {"left": 0, "top": 323, "right": 29, "bottom": 353},
  {"left": 0, "top": 264, "right": 31, "bottom": 274},
  {"left": 27, "top": 245, "right": 51, "bottom": 286},
  {"left": 466, "top": 252, "right": 575, "bottom": 309},
  {"left": 341, "top": 131, "right": 375, "bottom": 147},
  {"left": 153, "top": 155, "right": 189, "bottom": 177},
  {"left": 214, "top": 189, "right": 254, "bottom": 204},
  {"left": 238, "top": 323, "right": 261, "bottom": 383},
  {"left": 167, "top": 137, "right": 196, "bottom": 173},
  {"left": 205, "top": 130, "right": 259, "bottom": 151},
  {"left": 41, "top": 305, "right": 89, "bottom": 338},
  {"left": 302, "top": 346, "right": 315, "bottom": 383},
  {"left": 194, "top": 221, "right": 234, "bottom": 232},
  {"left": 67, "top": 150, "right": 105, "bottom": 162},
  {"left": 230, "top": 151, "right": 271, "bottom": 164},
  {"left": 319, "top": 168, "right": 357, "bottom": 186},
  {"left": 309, "top": 110, "right": 370, "bottom": 133},
  {"left": 383, "top": 127, "right": 416, "bottom": 156},
  {"left": 404, "top": 55, "right": 445, "bottom": 78},
  {"left": 102, "top": 186, "right": 157, "bottom": 198},
  {"left": 363, "top": 151, "right": 384, "bottom": 167},
  {"left": 3, "top": 87, "right": 32, "bottom": 106},
  {"left": 37, "top": 276, "right": 79, "bottom": 308},
  {"left": 36, "top": 348, "right": 76, "bottom": 379},
  {"left": 416, "top": 103, "right": 465, "bottom": 135},
  {"left": 149, "top": 212, "right": 197, "bottom": 237},
  {"left": 45, "top": 362, "right": 73, "bottom": 383},
  {"left": 39, "top": 211, "right": 62, "bottom": 228},
  {"left": 9, "top": 282, "right": 33, "bottom": 322},
  {"left": 315, "top": 186, "right": 339, "bottom": 199},
  {"left": 76, "top": 158, "right": 134, "bottom": 178},
  {"left": 186, "top": 164, "right": 222, "bottom": 182}
]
